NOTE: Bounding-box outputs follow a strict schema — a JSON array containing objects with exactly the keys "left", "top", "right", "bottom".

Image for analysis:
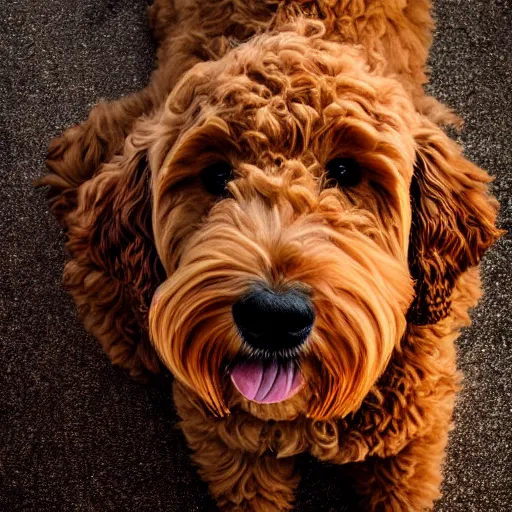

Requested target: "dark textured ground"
[{"left": 0, "top": 1, "right": 511, "bottom": 511}]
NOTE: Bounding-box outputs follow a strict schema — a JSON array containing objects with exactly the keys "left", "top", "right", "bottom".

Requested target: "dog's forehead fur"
[{"left": 160, "top": 26, "right": 417, "bottom": 177}]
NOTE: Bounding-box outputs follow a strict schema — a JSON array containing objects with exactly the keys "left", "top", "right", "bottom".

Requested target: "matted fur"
[{"left": 37, "top": 1, "right": 502, "bottom": 510}]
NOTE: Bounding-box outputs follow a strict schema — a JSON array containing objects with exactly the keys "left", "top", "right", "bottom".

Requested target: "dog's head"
[{"left": 113, "top": 22, "right": 499, "bottom": 419}]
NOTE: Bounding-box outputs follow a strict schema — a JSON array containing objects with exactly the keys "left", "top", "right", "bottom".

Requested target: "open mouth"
[{"left": 229, "top": 358, "right": 303, "bottom": 404}]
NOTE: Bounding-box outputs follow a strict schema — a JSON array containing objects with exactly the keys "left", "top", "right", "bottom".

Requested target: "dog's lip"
[
  {"left": 229, "top": 359, "right": 303, "bottom": 404},
  {"left": 237, "top": 325, "right": 313, "bottom": 341}
]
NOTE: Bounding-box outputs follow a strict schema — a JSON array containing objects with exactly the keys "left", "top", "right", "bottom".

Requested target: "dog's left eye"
[
  {"left": 200, "top": 162, "right": 234, "bottom": 196},
  {"left": 325, "top": 158, "right": 362, "bottom": 188}
]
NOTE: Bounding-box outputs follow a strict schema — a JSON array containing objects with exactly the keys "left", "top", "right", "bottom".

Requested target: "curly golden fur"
[{"left": 37, "top": 1, "right": 502, "bottom": 510}]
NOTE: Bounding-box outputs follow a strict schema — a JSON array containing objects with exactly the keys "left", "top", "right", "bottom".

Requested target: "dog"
[{"left": 37, "top": 1, "right": 502, "bottom": 510}]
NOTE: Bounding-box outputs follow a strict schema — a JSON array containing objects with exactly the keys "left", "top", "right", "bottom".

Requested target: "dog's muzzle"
[{"left": 229, "top": 284, "right": 314, "bottom": 404}]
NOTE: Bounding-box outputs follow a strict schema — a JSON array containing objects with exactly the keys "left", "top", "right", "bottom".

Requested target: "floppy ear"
[
  {"left": 64, "top": 139, "right": 166, "bottom": 379},
  {"left": 407, "top": 125, "right": 502, "bottom": 325}
]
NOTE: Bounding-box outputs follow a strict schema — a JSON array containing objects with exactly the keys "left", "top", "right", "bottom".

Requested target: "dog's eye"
[
  {"left": 200, "top": 162, "right": 234, "bottom": 196},
  {"left": 325, "top": 158, "right": 361, "bottom": 188}
]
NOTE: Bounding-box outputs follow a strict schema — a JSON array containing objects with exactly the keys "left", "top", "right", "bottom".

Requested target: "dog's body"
[{"left": 38, "top": 1, "right": 501, "bottom": 510}]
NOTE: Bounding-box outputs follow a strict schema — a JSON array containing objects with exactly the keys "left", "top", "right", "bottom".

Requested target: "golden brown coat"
[{"left": 38, "top": 1, "right": 502, "bottom": 510}]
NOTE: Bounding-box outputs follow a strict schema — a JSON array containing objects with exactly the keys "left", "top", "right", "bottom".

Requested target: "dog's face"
[{"left": 145, "top": 24, "right": 499, "bottom": 420}]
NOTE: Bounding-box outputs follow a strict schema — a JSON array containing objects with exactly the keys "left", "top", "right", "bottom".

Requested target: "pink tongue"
[{"left": 230, "top": 360, "right": 303, "bottom": 404}]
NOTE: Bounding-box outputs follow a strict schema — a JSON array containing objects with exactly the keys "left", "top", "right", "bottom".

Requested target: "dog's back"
[{"left": 151, "top": 0, "right": 434, "bottom": 85}]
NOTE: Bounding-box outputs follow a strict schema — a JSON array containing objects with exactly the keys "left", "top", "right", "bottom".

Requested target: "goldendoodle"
[{"left": 37, "top": 1, "right": 502, "bottom": 510}]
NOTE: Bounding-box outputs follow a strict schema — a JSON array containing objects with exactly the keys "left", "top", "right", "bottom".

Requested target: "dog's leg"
[
  {"left": 348, "top": 423, "right": 449, "bottom": 512},
  {"left": 174, "top": 383, "right": 300, "bottom": 511},
  {"left": 204, "top": 451, "right": 298, "bottom": 512}
]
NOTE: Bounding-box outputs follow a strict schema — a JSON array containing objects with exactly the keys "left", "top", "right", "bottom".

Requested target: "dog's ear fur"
[
  {"left": 64, "top": 139, "right": 166, "bottom": 379},
  {"left": 407, "top": 125, "right": 502, "bottom": 325}
]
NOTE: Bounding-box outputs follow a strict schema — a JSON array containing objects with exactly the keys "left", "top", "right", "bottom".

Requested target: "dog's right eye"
[
  {"left": 325, "top": 158, "right": 362, "bottom": 188},
  {"left": 200, "top": 162, "right": 234, "bottom": 196}
]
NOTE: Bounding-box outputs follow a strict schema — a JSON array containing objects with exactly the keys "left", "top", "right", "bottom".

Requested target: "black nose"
[{"left": 232, "top": 285, "right": 315, "bottom": 353}]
